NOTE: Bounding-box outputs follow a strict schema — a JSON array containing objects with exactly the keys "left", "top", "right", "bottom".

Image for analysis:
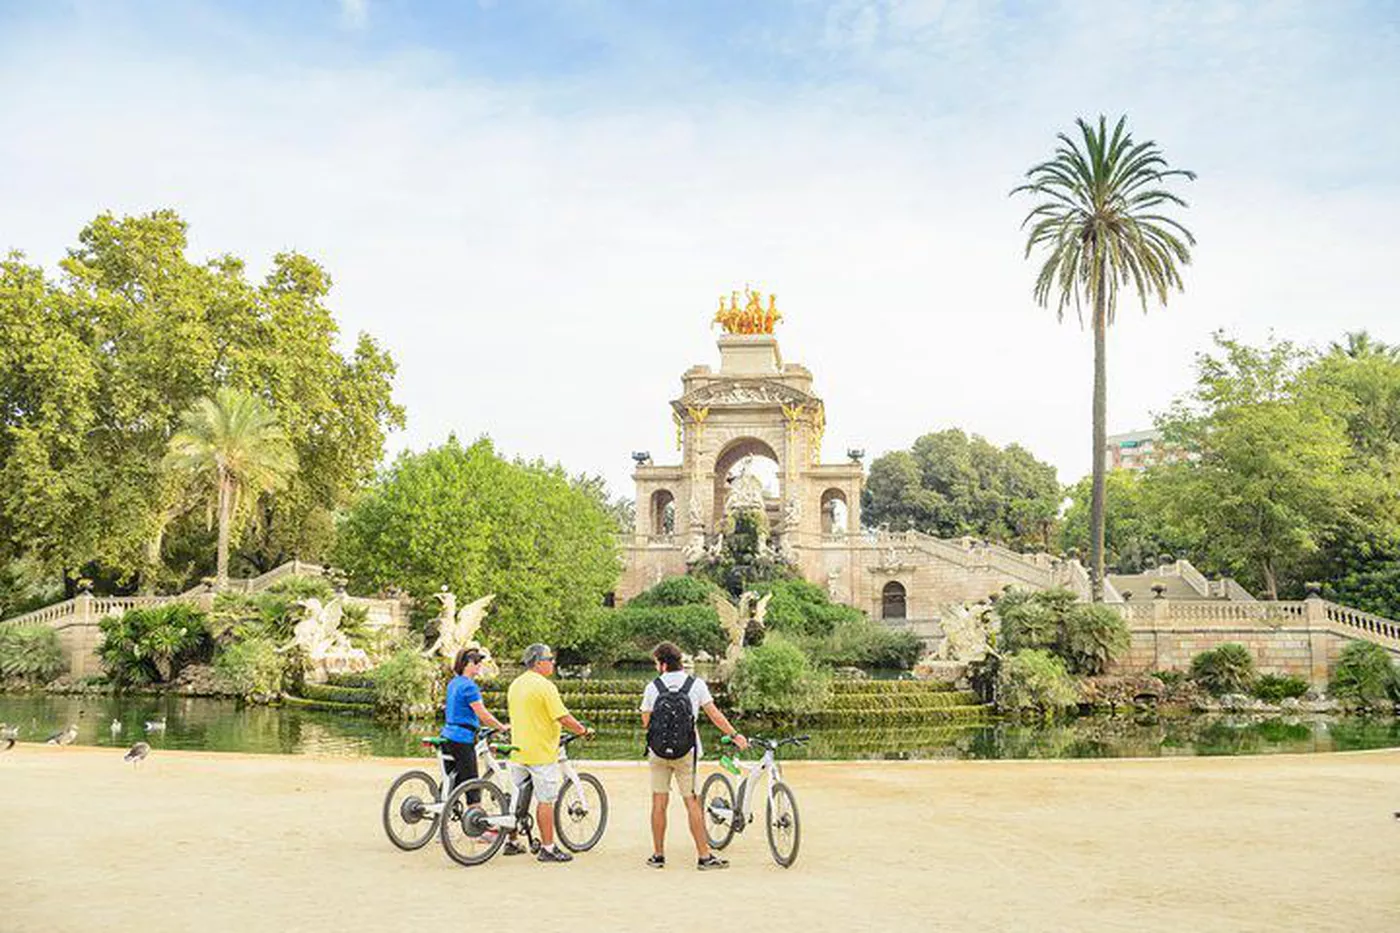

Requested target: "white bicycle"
[
  {"left": 700, "top": 734, "right": 808, "bottom": 868},
  {"left": 381, "top": 727, "right": 515, "bottom": 851},
  {"left": 439, "top": 731, "right": 608, "bottom": 866}
]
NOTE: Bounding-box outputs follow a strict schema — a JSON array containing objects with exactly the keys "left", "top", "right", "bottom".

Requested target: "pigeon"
[
  {"left": 123, "top": 742, "right": 151, "bottom": 765},
  {"left": 110, "top": 719, "right": 122, "bottom": 736},
  {"left": 2, "top": 738, "right": 13, "bottom": 752},
  {"left": 0, "top": 723, "right": 18, "bottom": 741},
  {"left": 45, "top": 724, "right": 79, "bottom": 746},
  {"left": 144, "top": 717, "right": 167, "bottom": 732}
]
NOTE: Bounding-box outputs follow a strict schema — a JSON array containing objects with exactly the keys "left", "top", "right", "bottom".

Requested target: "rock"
[
  {"left": 832, "top": 666, "right": 869, "bottom": 681},
  {"left": 1218, "top": 693, "right": 1260, "bottom": 712},
  {"left": 1079, "top": 674, "right": 1166, "bottom": 710},
  {"left": 1278, "top": 697, "right": 1303, "bottom": 713},
  {"left": 913, "top": 659, "right": 967, "bottom": 686},
  {"left": 694, "top": 651, "right": 713, "bottom": 663},
  {"left": 1302, "top": 698, "right": 1341, "bottom": 714}
]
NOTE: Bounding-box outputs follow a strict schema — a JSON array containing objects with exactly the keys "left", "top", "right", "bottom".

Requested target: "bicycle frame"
[
  {"left": 713, "top": 745, "right": 783, "bottom": 833},
  {"left": 480, "top": 737, "right": 591, "bottom": 834}
]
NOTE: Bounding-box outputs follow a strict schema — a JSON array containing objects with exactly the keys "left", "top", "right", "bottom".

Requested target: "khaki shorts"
[
  {"left": 510, "top": 762, "right": 561, "bottom": 804},
  {"left": 648, "top": 750, "right": 698, "bottom": 796}
]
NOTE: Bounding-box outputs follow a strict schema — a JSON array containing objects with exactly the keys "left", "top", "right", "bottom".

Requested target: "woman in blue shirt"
[{"left": 442, "top": 648, "right": 508, "bottom": 797}]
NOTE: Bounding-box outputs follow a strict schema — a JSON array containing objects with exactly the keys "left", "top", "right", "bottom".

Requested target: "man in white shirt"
[{"left": 639, "top": 640, "right": 748, "bottom": 870}]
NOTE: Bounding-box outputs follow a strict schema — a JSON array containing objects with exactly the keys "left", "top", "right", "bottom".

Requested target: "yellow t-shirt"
[{"left": 507, "top": 670, "right": 570, "bottom": 765}]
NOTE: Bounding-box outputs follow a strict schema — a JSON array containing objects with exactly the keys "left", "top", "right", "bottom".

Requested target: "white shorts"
[{"left": 510, "top": 762, "right": 561, "bottom": 804}]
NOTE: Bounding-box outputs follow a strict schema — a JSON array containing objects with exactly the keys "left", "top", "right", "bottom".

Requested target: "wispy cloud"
[{"left": 338, "top": 0, "right": 368, "bottom": 30}]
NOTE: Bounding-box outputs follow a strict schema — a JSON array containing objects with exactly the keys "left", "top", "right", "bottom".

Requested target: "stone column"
[
  {"left": 1304, "top": 592, "right": 1330, "bottom": 688},
  {"left": 1151, "top": 590, "right": 1170, "bottom": 670}
]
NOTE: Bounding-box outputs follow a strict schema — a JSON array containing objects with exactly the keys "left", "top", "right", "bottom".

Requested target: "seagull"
[
  {"left": 45, "top": 724, "right": 79, "bottom": 746},
  {"left": 0, "top": 723, "right": 18, "bottom": 741},
  {"left": 123, "top": 742, "right": 151, "bottom": 765},
  {"left": 110, "top": 719, "right": 122, "bottom": 736},
  {"left": 2, "top": 738, "right": 13, "bottom": 752},
  {"left": 144, "top": 717, "right": 167, "bottom": 733}
]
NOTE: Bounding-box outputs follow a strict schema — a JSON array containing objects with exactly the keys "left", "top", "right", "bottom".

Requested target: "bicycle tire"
[
  {"left": 700, "top": 771, "right": 738, "bottom": 851},
  {"left": 555, "top": 772, "right": 609, "bottom": 852},
  {"left": 382, "top": 769, "right": 440, "bottom": 851},
  {"left": 765, "top": 780, "right": 801, "bottom": 868},
  {"left": 439, "top": 778, "right": 510, "bottom": 867}
]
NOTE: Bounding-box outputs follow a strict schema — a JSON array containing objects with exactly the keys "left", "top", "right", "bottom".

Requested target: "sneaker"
[
  {"left": 502, "top": 840, "right": 527, "bottom": 856},
  {"left": 697, "top": 855, "right": 729, "bottom": 871},
  {"left": 537, "top": 846, "right": 573, "bottom": 863},
  {"left": 645, "top": 854, "right": 665, "bottom": 869}
]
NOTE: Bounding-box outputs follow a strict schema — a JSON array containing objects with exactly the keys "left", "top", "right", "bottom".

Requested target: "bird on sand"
[
  {"left": 110, "top": 719, "right": 122, "bottom": 736},
  {"left": 2, "top": 737, "right": 14, "bottom": 752},
  {"left": 0, "top": 723, "right": 18, "bottom": 740},
  {"left": 45, "top": 724, "right": 79, "bottom": 745},
  {"left": 123, "top": 741, "right": 151, "bottom": 765},
  {"left": 144, "top": 717, "right": 167, "bottom": 732}
]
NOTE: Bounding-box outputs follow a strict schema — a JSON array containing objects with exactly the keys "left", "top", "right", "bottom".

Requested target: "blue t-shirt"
[{"left": 441, "top": 675, "right": 483, "bottom": 743}]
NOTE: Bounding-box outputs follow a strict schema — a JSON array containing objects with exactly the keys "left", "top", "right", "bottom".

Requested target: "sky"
[{"left": 2, "top": 0, "right": 1398, "bottom": 499}]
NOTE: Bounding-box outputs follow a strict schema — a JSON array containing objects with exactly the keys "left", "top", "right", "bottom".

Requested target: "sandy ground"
[{"left": 2, "top": 746, "right": 1398, "bottom": 933}]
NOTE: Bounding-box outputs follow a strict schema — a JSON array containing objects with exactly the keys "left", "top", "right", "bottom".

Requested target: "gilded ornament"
[{"left": 713, "top": 286, "right": 782, "bottom": 335}]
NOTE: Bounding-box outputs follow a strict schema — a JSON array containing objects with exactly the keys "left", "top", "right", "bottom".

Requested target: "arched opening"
[
  {"left": 881, "top": 581, "right": 907, "bottom": 620},
  {"left": 821, "top": 488, "right": 848, "bottom": 534},
  {"left": 650, "top": 489, "right": 675, "bottom": 536},
  {"left": 712, "top": 437, "right": 781, "bottom": 529}
]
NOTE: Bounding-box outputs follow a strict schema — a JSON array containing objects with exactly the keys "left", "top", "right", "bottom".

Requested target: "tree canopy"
[
  {"left": 862, "top": 428, "right": 1060, "bottom": 550},
  {"left": 0, "top": 211, "right": 403, "bottom": 591},
  {"left": 333, "top": 436, "right": 621, "bottom": 653}
]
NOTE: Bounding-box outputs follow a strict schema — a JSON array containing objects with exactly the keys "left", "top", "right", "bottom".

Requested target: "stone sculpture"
[
  {"left": 279, "top": 596, "right": 372, "bottom": 683},
  {"left": 724, "top": 456, "right": 767, "bottom": 515},
  {"left": 422, "top": 590, "right": 499, "bottom": 679}
]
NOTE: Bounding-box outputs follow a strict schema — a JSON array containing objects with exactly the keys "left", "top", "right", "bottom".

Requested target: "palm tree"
[
  {"left": 165, "top": 388, "right": 297, "bottom": 589},
  {"left": 1013, "top": 115, "right": 1195, "bottom": 601}
]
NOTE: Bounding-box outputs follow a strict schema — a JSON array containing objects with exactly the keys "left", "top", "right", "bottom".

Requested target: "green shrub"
[
  {"left": 563, "top": 603, "right": 727, "bottom": 664},
  {"left": 801, "top": 620, "right": 922, "bottom": 670},
  {"left": 1329, "top": 641, "right": 1399, "bottom": 708},
  {"left": 99, "top": 604, "right": 212, "bottom": 685},
  {"left": 1323, "top": 561, "right": 1400, "bottom": 621},
  {"left": 1152, "top": 669, "right": 1188, "bottom": 687},
  {"left": 264, "top": 575, "right": 336, "bottom": 602},
  {"left": 214, "top": 638, "right": 286, "bottom": 699},
  {"left": 628, "top": 576, "right": 719, "bottom": 608},
  {"left": 1252, "top": 673, "right": 1310, "bottom": 702},
  {"left": 996, "top": 588, "right": 1129, "bottom": 675},
  {"left": 0, "top": 625, "right": 67, "bottom": 684},
  {"left": 995, "top": 649, "right": 1079, "bottom": 716},
  {"left": 728, "top": 634, "right": 831, "bottom": 715},
  {"left": 757, "top": 579, "right": 863, "bottom": 638},
  {"left": 1190, "top": 643, "right": 1256, "bottom": 696},
  {"left": 372, "top": 648, "right": 440, "bottom": 716}
]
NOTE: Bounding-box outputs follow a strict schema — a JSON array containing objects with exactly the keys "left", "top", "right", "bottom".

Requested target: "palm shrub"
[
  {"left": 1329, "top": 641, "right": 1399, "bottom": 708},
  {"left": 729, "top": 634, "right": 831, "bottom": 716},
  {"left": 0, "top": 625, "right": 67, "bottom": 684},
  {"left": 1190, "top": 643, "right": 1256, "bottom": 696},
  {"left": 372, "top": 648, "right": 440, "bottom": 716},
  {"left": 997, "top": 588, "right": 1130, "bottom": 674},
  {"left": 1060, "top": 603, "right": 1131, "bottom": 675},
  {"left": 99, "top": 604, "right": 212, "bottom": 685},
  {"left": 213, "top": 637, "right": 285, "bottom": 699},
  {"left": 995, "top": 649, "right": 1079, "bottom": 716},
  {"left": 1252, "top": 673, "right": 1310, "bottom": 702}
]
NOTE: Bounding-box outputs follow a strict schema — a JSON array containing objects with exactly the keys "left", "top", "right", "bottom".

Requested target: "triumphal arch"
[{"left": 617, "top": 289, "right": 1087, "bottom": 626}]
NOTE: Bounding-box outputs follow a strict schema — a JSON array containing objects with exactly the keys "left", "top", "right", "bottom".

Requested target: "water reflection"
[{"left": 2, "top": 694, "right": 1398, "bottom": 761}]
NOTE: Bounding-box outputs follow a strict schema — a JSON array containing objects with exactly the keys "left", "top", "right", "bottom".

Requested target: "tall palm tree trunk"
[
  {"left": 216, "top": 468, "right": 233, "bottom": 590},
  {"left": 1089, "top": 290, "right": 1108, "bottom": 602}
]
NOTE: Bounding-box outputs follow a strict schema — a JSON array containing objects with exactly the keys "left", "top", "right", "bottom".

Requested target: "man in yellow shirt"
[{"left": 506, "top": 643, "right": 592, "bottom": 863}]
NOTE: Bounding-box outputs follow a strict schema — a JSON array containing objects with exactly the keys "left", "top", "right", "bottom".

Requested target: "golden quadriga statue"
[{"left": 713, "top": 287, "right": 782, "bottom": 336}]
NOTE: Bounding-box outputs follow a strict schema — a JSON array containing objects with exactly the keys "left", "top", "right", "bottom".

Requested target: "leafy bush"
[
  {"left": 264, "top": 575, "right": 336, "bottom": 602},
  {"left": 1152, "top": 669, "right": 1188, "bottom": 687},
  {"left": 995, "top": 649, "right": 1079, "bottom": 716},
  {"left": 1252, "top": 673, "right": 1310, "bottom": 702},
  {"left": 628, "top": 576, "right": 719, "bottom": 608},
  {"left": 0, "top": 557, "right": 63, "bottom": 620},
  {"left": 99, "top": 604, "right": 212, "bottom": 685},
  {"left": 757, "top": 579, "right": 863, "bottom": 638},
  {"left": 1189, "top": 643, "right": 1256, "bottom": 696},
  {"left": 562, "top": 603, "right": 727, "bottom": 664},
  {"left": 728, "top": 634, "right": 831, "bottom": 715},
  {"left": 213, "top": 638, "right": 286, "bottom": 699},
  {"left": 372, "top": 648, "right": 440, "bottom": 716},
  {"left": 1323, "top": 561, "right": 1400, "bottom": 621},
  {"left": 1329, "top": 641, "right": 1399, "bottom": 708},
  {"left": 801, "top": 620, "right": 923, "bottom": 670},
  {"left": 0, "top": 625, "right": 67, "bottom": 684},
  {"left": 997, "top": 588, "right": 1130, "bottom": 675}
]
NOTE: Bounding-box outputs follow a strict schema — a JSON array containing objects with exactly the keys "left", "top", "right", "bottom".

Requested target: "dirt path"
[{"left": 2, "top": 746, "right": 1397, "bottom": 932}]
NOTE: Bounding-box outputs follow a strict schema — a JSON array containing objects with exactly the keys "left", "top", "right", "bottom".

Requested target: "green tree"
[
  {"left": 0, "top": 211, "right": 403, "bottom": 591},
  {"left": 1013, "top": 115, "right": 1196, "bottom": 600},
  {"left": 165, "top": 388, "right": 298, "bottom": 590},
  {"left": 1154, "top": 335, "right": 1360, "bottom": 599},
  {"left": 863, "top": 429, "right": 1060, "bottom": 549},
  {"left": 333, "top": 437, "right": 620, "bottom": 653},
  {"left": 1059, "top": 469, "right": 1190, "bottom": 573}
]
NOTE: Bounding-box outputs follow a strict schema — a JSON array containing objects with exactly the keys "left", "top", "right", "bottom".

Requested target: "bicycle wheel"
[
  {"left": 555, "top": 772, "right": 609, "bottom": 852},
  {"left": 440, "top": 778, "right": 509, "bottom": 867},
  {"left": 382, "top": 770, "right": 440, "bottom": 851},
  {"left": 700, "top": 772, "right": 737, "bottom": 851},
  {"left": 765, "top": 781, "right": 801, "bottom": 868}
]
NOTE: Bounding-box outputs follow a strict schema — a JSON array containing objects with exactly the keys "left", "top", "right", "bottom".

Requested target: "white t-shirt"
[{"left": 640, "top": 671, "right": 713, "bottom": 756}]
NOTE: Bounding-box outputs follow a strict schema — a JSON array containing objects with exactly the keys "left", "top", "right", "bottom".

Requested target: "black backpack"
[{"left": 646, "top": 675, "right": 697, "bottom": 759}]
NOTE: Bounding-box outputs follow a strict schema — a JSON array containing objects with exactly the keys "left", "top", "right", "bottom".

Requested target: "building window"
[
  {"left": 881, "top": 581, "right": 907, "bottom": 620},
  {"left": 650, "top": 490, "right": 675, "bottom": 536}
]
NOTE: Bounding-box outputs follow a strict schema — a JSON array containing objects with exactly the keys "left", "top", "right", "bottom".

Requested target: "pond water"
[{"left": 4, "top": 693, "right": 1399, "bottom": 761}]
